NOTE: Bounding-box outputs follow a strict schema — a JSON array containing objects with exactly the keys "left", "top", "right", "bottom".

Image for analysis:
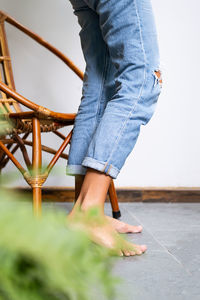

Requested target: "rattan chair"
[{"left": 0, "top": 11, "right": 121, "bottom": 218}]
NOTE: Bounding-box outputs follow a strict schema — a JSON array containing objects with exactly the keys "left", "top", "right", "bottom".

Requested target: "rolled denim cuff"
[
  {"left": 66, "top": 164, "right": 87, "bottom": 176},
  {"left": 81, "top": 157, "right": 119, "bottom": 179}
]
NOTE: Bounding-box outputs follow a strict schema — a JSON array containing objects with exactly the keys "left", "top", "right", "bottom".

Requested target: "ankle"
[{"left": 81, "top": 200, "right": 104, "bottom": 215}]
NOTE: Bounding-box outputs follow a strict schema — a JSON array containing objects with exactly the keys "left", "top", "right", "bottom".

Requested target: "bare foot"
[
  {"left": 67, "top": 212, "right": 147, "bottom": 257},
  {"left": 68, "top": 208, "right": 142, "bottom": 234},
  {"left": 106, "top": 216, "right": 143, "bottom": 234},
  {"left": 87, "top": 222, "right": 147, "bottom": 256}
]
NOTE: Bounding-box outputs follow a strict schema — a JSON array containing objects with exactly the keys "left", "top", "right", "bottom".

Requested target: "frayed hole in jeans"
[{"left": 153, "top": 69, "right": 163, "bottom": 88}]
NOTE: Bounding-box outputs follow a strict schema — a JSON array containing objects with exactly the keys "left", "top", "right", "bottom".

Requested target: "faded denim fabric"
[{"left": 66, "top": 0, "right": 162, "bottom": 179}]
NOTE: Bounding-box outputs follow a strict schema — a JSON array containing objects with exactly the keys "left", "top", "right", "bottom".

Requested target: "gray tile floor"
[{"left": 49, "top": 202, "right": 200, "bottom": 300}]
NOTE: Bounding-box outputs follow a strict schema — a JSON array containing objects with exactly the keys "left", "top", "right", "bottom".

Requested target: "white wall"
[{"left": 0, "top": 0, "right": 199, "bottom": 188}]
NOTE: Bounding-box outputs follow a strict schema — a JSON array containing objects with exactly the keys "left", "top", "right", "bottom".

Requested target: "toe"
[
  {"left": 129, "top": 251, "right": 136, "bottom": 256},
  {"left": 131, "top": 244, "right": 147, "bottom": 255},
  {"left": 132, "top": 225, "right": 143, "bottom": 233},
  {"left": 136, "top": 250, "right": 142, "bottom": 255},
  {"left": 137, "top": 225, "right": 143, "bottom": 232},
  {"left": 127, "top": 225, "right": 143, "bottom": 233},
  {"left": 140, "top": 244, "right": 147, "bottom": 252},
  {"left": 123, "top": 250, "right": 131, "bottom": 257}
]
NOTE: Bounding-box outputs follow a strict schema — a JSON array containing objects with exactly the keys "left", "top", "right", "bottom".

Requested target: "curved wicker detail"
[
  {"left": 0, "top": 118, "right": 66, "bottom": 136},
  {"left": 14, "top": 120, "right": 65, "bottom": 134},
  {"left": 36, "top": 106, "right": 51, "bottom": 117}
]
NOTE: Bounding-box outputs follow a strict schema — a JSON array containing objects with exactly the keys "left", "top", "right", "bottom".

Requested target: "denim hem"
[
  {"left": 81, "top": 156, "right": 119, "bottom": 179},
  {"left": 66, "top": 164, "right": 87, "bottom": 176}
]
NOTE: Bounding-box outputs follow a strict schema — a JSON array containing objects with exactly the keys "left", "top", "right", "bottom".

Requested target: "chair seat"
[{"left": 0, "top": 110, "right": 75, "bottom": 136}]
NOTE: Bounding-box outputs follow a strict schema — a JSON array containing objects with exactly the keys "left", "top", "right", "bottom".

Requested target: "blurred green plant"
[
  {"left": 0, "top": 189, "right": 119, "bottom": 300},
  {"left": 0, "top": 105, "right": 122, "bottom": 300},
  {"left": 0, "top": 108, "right": 12, "bottom": 136}
]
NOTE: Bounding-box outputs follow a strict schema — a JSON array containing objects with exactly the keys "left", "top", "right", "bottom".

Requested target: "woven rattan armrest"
[{"left": 0, "top": 81, "right": 76, "bottom": 122}]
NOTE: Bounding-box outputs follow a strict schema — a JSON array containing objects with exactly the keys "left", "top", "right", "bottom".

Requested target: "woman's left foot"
[{"left": 106, "top": 216, "right": 143, "bottom": 234}]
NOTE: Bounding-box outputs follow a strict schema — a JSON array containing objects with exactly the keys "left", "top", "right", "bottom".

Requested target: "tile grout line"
[{"left": 123, "top": 206, "right": 192, "bottom": 276}]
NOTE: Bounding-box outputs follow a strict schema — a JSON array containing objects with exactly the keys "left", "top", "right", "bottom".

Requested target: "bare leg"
[
  {"left": 68, "top": 168, "right": 147, "bottom": 256},
  {"left": 71, "top": 174, "right": 143, "bottom": 234}
]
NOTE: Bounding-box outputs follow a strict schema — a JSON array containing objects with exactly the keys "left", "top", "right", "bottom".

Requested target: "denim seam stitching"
[
  {"left": 134, "top": 0, "right": 147, "bottom": 65},
  {"left": 95, "top": 46, "right": 109, "bottom": 125},
  {"left": 104, "top": 71, "right": 147, "bottom": 172},
  {"left": 101, "top": 0, "right": 148, "bottom": 171}
]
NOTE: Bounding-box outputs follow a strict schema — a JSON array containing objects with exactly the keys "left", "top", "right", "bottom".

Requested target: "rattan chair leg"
[
  {"left": 32, "top": 187, "right": 42, "bottom": 217},
  {"left": 0, "top": 149, "right": 4, "bottom": 172},
  {"left": 108, "top": 180, "right": 121, "bottom": 219},
  {"left": 0, "top": 135, "right": 5, "bottom": 161},
  {"left": 0, "top": 133, "right": 30, "bottom": 169},
  {"left": 75, "top": 175, "right": 84, "bottom": 202},
  {"left": 0, "top": 140, "right": 26, "bottom": 174},
  {"left": 32, "top": 117, "right": 42, "bottom": 217}
]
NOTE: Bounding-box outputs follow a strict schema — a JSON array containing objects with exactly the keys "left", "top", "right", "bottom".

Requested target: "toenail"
[{"left": 124, "top": 252, "right": 130, "bottom": 256}]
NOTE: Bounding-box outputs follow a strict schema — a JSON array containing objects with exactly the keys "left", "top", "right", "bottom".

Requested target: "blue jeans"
[{"left": 66, "top": 0, "right": 162, "bottom": 179}]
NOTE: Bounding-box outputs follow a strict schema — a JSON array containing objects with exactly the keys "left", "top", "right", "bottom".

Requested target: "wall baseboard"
[{"left": 6, "top": 187, "right": 200, "bottom": 202}]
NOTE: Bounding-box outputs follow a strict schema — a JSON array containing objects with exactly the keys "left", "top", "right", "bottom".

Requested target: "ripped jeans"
[{"left": 66, "top": 0, "right": 162, "bottom": 179}]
